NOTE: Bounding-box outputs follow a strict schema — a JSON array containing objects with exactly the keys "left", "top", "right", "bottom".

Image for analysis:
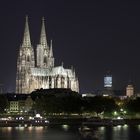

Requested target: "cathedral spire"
[
  {"left": 73, "top": 68, "right": 76, "bottom": 77},
  {"left": 40, "top": 17, "right": 48, "bottom": 47},
  {"left": 22, "top": 16, "right": 31, "bottom": 47},
  {"left": 49, "top": 40, "right": 53, "bottom": 57}
]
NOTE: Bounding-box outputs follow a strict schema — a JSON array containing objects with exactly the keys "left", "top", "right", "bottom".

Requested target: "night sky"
[{"left": 0, "top": 0, "right": 140, "bottom": 93}]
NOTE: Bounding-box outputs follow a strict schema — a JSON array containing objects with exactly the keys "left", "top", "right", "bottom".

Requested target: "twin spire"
[
  {"left": 40, "top": 17, "right": 48, "bottom": 47},
  {"left": 22, "top": 16, "right": 49, "bottom": 48},
  {"left": 49, "top": 40, "right": 53, "bottom": 57},
  {"left": 22, "top": 16, "right": 31, "bottom": 47}
]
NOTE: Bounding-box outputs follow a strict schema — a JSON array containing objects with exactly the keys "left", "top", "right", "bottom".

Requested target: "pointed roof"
[
  {"left": 40, "top": 17, "right": 48, "bottom": 47},
  {"left": 71, "top": 65, "right": 73, "bottom": 72},
  {"left": 61, "top": 61, "right": 64, "bottom": 67},
  {"left": 49, "top": 40, "right": 53, "bottom": 57},
  {"left": 73, "top": 69, "right": 76, "bottom": 77},
  {"left": 22, "top": 16, "right": 31, "bottom": 47}
]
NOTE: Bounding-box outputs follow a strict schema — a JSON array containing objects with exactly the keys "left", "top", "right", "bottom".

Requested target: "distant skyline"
[{"left": 0, "top": 0, "right": 140, "bottom": 93}]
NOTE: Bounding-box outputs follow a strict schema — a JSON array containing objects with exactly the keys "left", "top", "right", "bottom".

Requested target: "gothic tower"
[
  {"left": 36, "top": 18, "right": 54, "bottom": 68},
  {"left": 16, "top": 16, "right": 35, "bottom": 94},
  {"left": 48, "top": 39, "right": 54, "bottom": 68},
  {"left": 16, "top": 17, "right": 79, "bottom": 94}
]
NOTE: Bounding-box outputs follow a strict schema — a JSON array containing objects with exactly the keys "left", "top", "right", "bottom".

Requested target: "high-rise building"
[
  {"left": 16, "top": 16, "right": 79, "bottom": 94},
  {"left": 102, "top": 71, "right": 113, "bottom": 96},
  {"left": 104, "top": 72, "right": 112, "bottom": 88},
  {"left": 126, "top": 84, "right": 134, "bottom": 97}
]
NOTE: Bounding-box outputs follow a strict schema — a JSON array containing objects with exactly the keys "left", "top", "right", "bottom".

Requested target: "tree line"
[{"left": 0, "top": 89, "right": 140, "bottom": 118}]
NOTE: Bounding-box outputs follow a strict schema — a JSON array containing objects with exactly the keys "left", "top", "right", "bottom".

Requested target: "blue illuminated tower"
[
  {"left": 103, "top": 71, "right": 113, "bottom": 96},
  {"left": 104, "top": 71, "right": 112, "bottom": 88}
]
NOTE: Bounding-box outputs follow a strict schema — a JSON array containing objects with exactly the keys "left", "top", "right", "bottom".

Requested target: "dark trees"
[
  {"left": 125, "top": 97, "right": 140, "bottom": 113},
  {"left": 0, "top": 95, "right": 8, "bottom": 113}
]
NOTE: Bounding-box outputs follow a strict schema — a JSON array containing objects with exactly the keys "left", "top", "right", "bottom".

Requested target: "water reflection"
[
  {"left": 79, "top": 125, "right": 99, "bottom": 140},
  {"left": 62, "top": 124, "right": 69, "bottom": 131},
  {"left": 0, "top": 125, "right": 139, "bottom": 140},
  {"left": 138, "top": 125, "right": 140, "bottom": 131},
  {"left": 34, "top": 126, "right": 44, "bottom": 131}
]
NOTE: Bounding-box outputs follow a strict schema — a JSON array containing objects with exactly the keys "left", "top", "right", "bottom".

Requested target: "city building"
[
  {"left": 16, "top": 17, "right": 79, "bottom": 94},
  {"left": 102, "top": 71, "right": 113, "bottom": 96},
  {"left": 126, "top": 84, "right": 134, "bottom": 97},
  {"left": 7, "top": 94, "right": 33, "bottom": 114},
  {"left": 9, "top": 101, "right": 19, "bottom": 112},
  {"left": 104, "top": 72, "right": 112, "bottom": 89}
]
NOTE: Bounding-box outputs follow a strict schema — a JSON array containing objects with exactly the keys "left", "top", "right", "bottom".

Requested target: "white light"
[
  {"left": 29, "top": 116, "right": 34, "bottom": 120},
  {"left": 19, "top": 117, "right": 24, "bottom": 120},
  {"left": 138, "top": 125, "right": 140, "bottom": 131},
  {"left": 100, "top": 126, "right": 105, "bottom": 131},
  {"left": 18, "top": 127, "right": 25, "bottom": 131},
  {"left": 62, "top": 124, "right": 69, "bottom": 131},
  {"left": 123, "top": 124, "right": 128, "bottom": 130},
  {"left": 24, "top": 124, "right": 28, "bottom": 127},
  {"left": 36, "top": 114, "right": 41, "bottom": 118},
  {"left": 7, "top": 127, "right": 12, "bottom": 132},
  {"left": 117, "top": 116, "right": 123, "bottom": 120},
  {"left": 117, "top": 125, "right": 122, "bottom": 129},
  {"left": 45, "top": 120, "right": 49, "bottom": 123},
  {"left": 103, "top": 94, "right": 109, "bottom": 97},
  {"left": 1, "top": 118, "right": 8, "bottom": 121},
  {"left": 8, "top": 117, "right": 12, "bottom": 120},
  {"left": 28, "top": 126, "right": 33, "bottom": 131},
  {"left": 114, "top": 111, "right": 117, "bottom": 115}
]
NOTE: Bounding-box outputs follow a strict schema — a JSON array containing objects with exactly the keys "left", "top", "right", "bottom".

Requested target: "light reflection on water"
[
  {"left": 138, "top": 125, "right": 140, "bottom": 131},
  {"left": 0, "top": 125, "right": 140, "bottom": 140}
]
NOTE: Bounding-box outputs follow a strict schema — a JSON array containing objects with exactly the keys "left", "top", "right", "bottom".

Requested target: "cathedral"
[{"left": 16, "top": 17, "right": 79, "bottom": 94}]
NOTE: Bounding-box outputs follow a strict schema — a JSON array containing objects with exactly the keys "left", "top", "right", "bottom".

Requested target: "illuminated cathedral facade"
[{"left": 16, "top": 17, "right": 79, "bottom": 94}]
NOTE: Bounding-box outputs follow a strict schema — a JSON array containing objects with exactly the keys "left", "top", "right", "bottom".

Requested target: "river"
[{"left": 0, "top": 124, "right": 140, "bottom": 140}]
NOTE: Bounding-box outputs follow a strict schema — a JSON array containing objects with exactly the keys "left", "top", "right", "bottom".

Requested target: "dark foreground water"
[{"left": 0, "top": 124, "right": 140, "bottom": 140}]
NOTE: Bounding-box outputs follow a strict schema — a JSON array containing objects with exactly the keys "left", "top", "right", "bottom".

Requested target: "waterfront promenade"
[{"left": 0, "top": 117, "right": 140, "bottom": 127}]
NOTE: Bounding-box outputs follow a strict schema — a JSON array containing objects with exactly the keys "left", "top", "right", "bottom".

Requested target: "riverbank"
[
  {"left": 0, "top": 120, "right": 49, "bottom": 127},
  {"left": 0, "top": 118, "right": 140, "bottom": 127}
]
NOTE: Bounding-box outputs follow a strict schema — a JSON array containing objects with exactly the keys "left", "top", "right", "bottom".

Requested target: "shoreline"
[{"left": 0, "top": 118, "right": 140, "bottom": 127}]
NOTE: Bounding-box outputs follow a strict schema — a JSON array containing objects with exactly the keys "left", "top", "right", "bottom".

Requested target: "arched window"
[
  {"left": 27, "top": 55, "right": 30, "bottom": 62},
  {"left": 44, "top": 56, "right": 47, "bottom": 64}
]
